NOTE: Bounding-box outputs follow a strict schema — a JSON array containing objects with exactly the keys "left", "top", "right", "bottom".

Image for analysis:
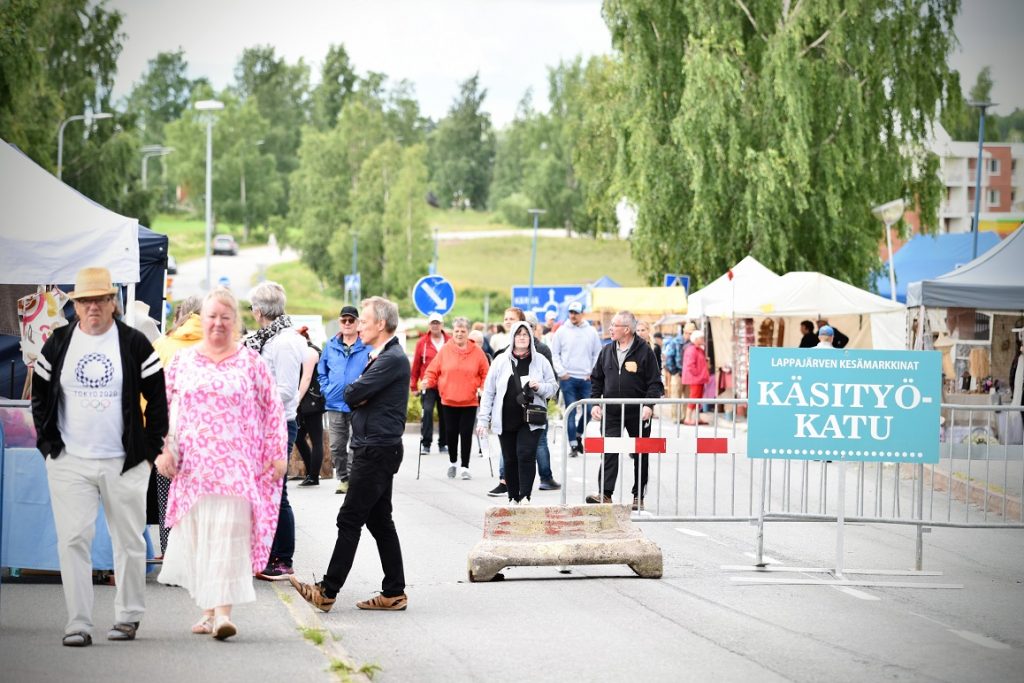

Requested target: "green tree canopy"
[
  {"left": 591, "top": 0, "right": 961, "bottom": 289},
  {"left": 429, "top": 73, "right": 495, "bottom": 209}
]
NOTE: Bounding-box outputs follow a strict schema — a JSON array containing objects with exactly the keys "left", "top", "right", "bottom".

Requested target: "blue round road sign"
[{"left": 412, "top": 275, "right": 455, "bottom": 316}]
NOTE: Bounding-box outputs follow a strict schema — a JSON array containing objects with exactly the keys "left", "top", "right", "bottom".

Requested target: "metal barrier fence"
[{"left": 558, "top": 398, "right": 1023, "bottom": 570}]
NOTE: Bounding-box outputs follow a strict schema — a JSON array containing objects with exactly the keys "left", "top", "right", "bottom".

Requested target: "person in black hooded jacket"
[{"left": 585, "top": 310, "right": 663, "bottom": 510}]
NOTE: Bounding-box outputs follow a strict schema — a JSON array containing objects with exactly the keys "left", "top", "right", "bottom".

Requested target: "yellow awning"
[{"left": 590, "top": 287, "right": 687, "bottom": 315}]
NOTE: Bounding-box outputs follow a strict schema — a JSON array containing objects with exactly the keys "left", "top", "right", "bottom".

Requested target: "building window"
[
  {"left": 988, "top": 158, "right": 1000, "bottom": 175},
  {"left": 987, "top": 189, "right": 1000, "bottom": 206}
]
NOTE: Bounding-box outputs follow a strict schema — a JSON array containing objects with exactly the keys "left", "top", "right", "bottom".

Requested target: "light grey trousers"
[{"left": 45, "top": 452, "right": 150, "bottom": 634}]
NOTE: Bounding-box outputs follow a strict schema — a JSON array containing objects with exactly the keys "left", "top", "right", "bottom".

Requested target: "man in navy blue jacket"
[
  {"left": 318, "top": 305, "right": 371, "bottom": 494},
  {"left": 291, "top": 296, "right": 410, "bottom": 612}
]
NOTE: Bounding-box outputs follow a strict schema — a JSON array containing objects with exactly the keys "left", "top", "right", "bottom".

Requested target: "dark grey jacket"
[{"left": 344, "top": 336, "right": 411, "bottom": 448}]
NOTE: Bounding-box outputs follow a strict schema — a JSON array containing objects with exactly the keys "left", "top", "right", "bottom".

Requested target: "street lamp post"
[
  {"left": 57, "top": 111, "right": 113, "bottom": 180},
  {"left": 527, "top": 209, "right": 546, "bottom": 310},
  {"left": 141, "top": 145, "right": 174, "bottom": 190},
  {"left": 430, "top": 226, "right": 439, "bottom": 274},
  {"left": 969, "top": 100, "right": 995, "bottom": 259},
  {"left": 871, "top": 198, "right": 906, "bottom": 303},
  {"left": 195, "top": 99, "right": 225, "bottom": 291}
]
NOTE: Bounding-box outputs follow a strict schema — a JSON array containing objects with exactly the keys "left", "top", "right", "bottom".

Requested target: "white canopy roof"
[
  {"left": 0, "top": 141, "right": 140, "bottom": 285},
  {"left": 689, "top": 255, "right": 782, "bottom": 318},
  {"left": 735, "top": 271, "right": 906, "bottom": 317}
]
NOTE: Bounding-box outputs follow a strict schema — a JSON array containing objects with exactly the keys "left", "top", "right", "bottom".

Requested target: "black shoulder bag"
[{"left": 514, "top": 358, "right": 548, "bottom": 426}]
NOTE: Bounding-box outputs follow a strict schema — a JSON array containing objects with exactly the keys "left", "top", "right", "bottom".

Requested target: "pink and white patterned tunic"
[{"left": 164, "top": 344, "right": 287, "bottom": 572}]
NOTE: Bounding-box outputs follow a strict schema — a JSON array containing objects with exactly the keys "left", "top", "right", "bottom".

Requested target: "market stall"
[
  {"left": 906, "top": 224, "right": 1024, "bottom": 444},
  {"left": 0, "top": 140, "right": 163, "bottom": 571}
]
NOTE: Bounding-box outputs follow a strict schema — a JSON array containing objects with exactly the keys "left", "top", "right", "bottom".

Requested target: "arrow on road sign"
[{"left": 421, "top": 282, "right": 448, "bottom": 309}]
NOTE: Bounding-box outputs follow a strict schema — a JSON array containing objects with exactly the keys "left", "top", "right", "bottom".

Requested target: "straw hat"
[{"left": 68, "top": 267, "right": 118, "bottom": 300}]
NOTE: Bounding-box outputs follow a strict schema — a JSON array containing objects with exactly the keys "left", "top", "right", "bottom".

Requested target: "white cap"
[{"left": 428, "top": 312, "right": 444, "bottom": 323}]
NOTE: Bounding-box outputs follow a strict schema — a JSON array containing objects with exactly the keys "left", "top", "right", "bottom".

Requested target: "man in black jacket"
[
  {"left": 290, "top": 296, "right": 410, "bottom": 612},
  {"left": 31, "top": 267, "right": 167, "bottom": 647},
  {"left": 585, "top": 311, "right": 663, "bottom": 510}
]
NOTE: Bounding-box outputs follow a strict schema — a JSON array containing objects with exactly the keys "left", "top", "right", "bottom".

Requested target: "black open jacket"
[
  {"left": 31, "top": 319, "right": 167, "bottom": 473},
  {"left": 345, "top": 336, "right": 411, "bottom": 448}
]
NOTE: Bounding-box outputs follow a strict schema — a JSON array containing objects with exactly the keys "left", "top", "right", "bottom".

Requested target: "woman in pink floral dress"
[{"left": 155, "top": 288, "right": 287, "bottom": 640}]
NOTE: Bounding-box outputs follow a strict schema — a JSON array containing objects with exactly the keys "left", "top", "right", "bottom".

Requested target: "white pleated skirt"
[{"left": 159, "top": 494, "right": 256, "bottom": 609}]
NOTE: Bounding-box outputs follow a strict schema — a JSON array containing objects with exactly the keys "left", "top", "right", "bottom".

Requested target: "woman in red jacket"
[
  {"left": 423, "top": 317, "right": 490, "bottom": 479},
  {"left": 681, "top": 330, "right": 710, "bottom": 426}
]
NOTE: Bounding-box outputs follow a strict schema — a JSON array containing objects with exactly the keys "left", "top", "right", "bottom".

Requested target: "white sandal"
[{"left": 191, "top": 616, "right": 213, "bottom": 635}]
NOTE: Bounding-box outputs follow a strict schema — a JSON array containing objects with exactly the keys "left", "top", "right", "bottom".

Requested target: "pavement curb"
[
  {"left": 922, "top": 464, "right": 1022, "bottom": 521},
  {"left": 273, "top": 582, "right": 371, "bottom": 682}
]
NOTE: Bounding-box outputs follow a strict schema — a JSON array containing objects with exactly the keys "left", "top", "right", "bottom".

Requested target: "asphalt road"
[
  {"left": 3, "top": 424, "right": 1021, "bottom": 681},
  {"left": 170, "top": 244, "right": 299, "bottom": 301}
]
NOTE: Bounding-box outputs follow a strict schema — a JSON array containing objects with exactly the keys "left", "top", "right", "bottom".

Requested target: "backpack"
[
  {"left": 298, "top": 342, "right": 326, "bottom": 415},
  {"left": 663, "top": 336, "right": 682, "bottom": 375}
]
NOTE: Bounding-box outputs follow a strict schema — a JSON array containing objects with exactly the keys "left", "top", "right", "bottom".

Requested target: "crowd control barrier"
[{"left": 559, "top": 398, "right": 1023, "bottom": 571}]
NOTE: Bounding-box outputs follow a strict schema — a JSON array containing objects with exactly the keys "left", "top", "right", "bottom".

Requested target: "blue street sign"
[
  {"left": 511, "top": 285, "right": 585, "bottom": 320},
  {"left": 412, "top": 275, "right": 455, "bottom": 316},
  {"left": 344, "top": 273, "right": 360, "bottom": 290},
  {"left": 748, "top": 348, "right": 942, "bottom": 463},
  {"left": 664, "top": 273, "right": 690, "bottom": 292}
]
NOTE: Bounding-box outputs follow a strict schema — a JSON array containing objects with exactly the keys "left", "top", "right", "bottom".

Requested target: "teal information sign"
[{"left": 748, "top": 348, "right": 942, "bottom": 464}]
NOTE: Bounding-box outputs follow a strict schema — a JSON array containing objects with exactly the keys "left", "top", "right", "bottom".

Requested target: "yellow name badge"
[{"left": 624, "top": 361, "right": 638, "bottom": 373}]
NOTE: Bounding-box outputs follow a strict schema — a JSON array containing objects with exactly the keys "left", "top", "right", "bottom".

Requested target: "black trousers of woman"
[
  {"left": 498, "top": 424, "right": 542, "bottom": 502},
  {"left": 442, "top": 404, "right": 477, "bottom": 468},
  {"left": 295, "top": 411, "right": 325, "bottom": 482}
]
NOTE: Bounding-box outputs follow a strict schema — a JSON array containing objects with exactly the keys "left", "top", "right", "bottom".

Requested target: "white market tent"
[
  {"left": 732, "top": 271, "right": 907, "bottom": 350},
  {"left": 0, "top": 140, "right": 140, "bottom": 286},
  {"left": 906, "top": 223, "right": 1024, "bottom": 310},
  {"left": 691, "top": 255, "right": 781, "bottom": 318}
]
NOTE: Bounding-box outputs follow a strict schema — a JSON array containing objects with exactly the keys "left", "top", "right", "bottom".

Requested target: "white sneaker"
[
  {"left": 446, "top": 464, "right": 457, "bottom": 479},
  {"left": 460, "top": 467, "right": 471, "bottom": 480}
]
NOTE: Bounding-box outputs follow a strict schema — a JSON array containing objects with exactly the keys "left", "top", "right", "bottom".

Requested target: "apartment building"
[{"left": 931, "top": 123, "right": 1024, "bottom": 236}]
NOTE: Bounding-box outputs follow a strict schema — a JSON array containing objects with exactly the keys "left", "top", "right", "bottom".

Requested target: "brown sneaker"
[
  {"left": 288, "top": 575, "right": 336, "bottom": 612},
  {"left": 631, "top": 497, "right": 646, "bottom": 511},
  {"left": 356, "top": 593, "right": 408, "bottom": 611},
  {"left": 585, "top": 493, "right": 613, "bottom": 504}
]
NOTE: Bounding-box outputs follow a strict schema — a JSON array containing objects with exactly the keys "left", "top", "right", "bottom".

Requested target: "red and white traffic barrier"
[{"left": 582, "top": 435, "right": 746, "bottom": 455}]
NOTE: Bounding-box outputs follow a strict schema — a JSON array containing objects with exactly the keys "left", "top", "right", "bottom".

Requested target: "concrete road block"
[{"left": 467, "top": 504, "right": 663, "bottom": 582}]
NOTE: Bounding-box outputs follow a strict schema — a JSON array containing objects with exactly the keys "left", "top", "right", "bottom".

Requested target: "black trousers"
[
  {"left": 323, "top": 443, "right": 406, "bottom": 598},
  {"left": 498, "top": 424, "right": 542, "bottom": 502},
  {"left": 295, "top": 411, "right": 324, "bottom": 481},
  {"left": 599, "top": 415, "right": 651, "bottom": 499},
  {"left": 419, "top": 388, "right": 447, "bottom": 449},
  {"left": 442, "top": 404, "right": 477, "bottom": 468}
]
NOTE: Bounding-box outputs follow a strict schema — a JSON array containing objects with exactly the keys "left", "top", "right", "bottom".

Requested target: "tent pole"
[{"left": 126, "top": 283, "right": 136, "bottom": 326}]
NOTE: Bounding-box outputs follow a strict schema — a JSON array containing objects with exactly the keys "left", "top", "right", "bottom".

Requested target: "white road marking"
[
  {"left": 571, "top": 477, "right": 584, "bottom": 483},
  {"left": 833, "top": 586, "right": 880, "bottom": 601},
  {"left": 948, "top": 630, "right": 1011, "bottom": 650},
  {"left": 675, "top": 527, "right": 707, "bottom": 537}
]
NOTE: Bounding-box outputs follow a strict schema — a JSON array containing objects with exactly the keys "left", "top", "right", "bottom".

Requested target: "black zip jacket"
[
  {"left": 590, "top": 334, "right": 664, "bottom": 420},
  {"left": 345, "top": 336, "right": 411, "bottom": 448},
  {"left": 31, "top": 319, "right": 168, "bottom": 473}
]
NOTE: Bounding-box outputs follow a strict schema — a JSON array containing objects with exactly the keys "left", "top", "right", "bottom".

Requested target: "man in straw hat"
[{"left": 31, "top": 267, "right": 168, "bottom": 647}]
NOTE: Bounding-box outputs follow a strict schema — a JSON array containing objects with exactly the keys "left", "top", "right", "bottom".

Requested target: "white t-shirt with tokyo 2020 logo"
[{"left": 58, "top": 324, "right": 125, "bottom": 459}]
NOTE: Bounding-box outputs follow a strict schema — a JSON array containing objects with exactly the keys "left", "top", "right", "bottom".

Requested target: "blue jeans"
[
  {"left": 499, "top": 422, "right": 552, "bottom": 481},
  {"left": 560, "top": 377, "right": 592, "bottom": 446},
  {"left": 269, "top": 420, "right": 298, "bottom": 567}
]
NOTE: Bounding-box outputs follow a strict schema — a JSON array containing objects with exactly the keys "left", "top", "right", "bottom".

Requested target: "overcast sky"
[{"left": 109, "top": 0, "right": 1024, "bottom": 128}]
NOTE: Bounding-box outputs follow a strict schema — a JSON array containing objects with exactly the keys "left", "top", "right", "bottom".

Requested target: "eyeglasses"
[
  {"left": 75, "top": 296, "right": 112, "bottom": 306},
  {"left": 340, "top": 317, "right": 357, "bottom": 324}
]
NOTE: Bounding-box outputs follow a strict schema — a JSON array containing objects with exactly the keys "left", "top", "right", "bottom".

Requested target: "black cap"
[{"left": 339, "top": 305, "right": 359, "bottom": 319}]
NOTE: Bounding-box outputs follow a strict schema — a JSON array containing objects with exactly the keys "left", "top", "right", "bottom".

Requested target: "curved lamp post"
[
  {"left": 57, "top": 112, "right": 113, "bottom": 180},
  {"left": 872, "top": 198, "right": 906, "bottom": 303}
]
